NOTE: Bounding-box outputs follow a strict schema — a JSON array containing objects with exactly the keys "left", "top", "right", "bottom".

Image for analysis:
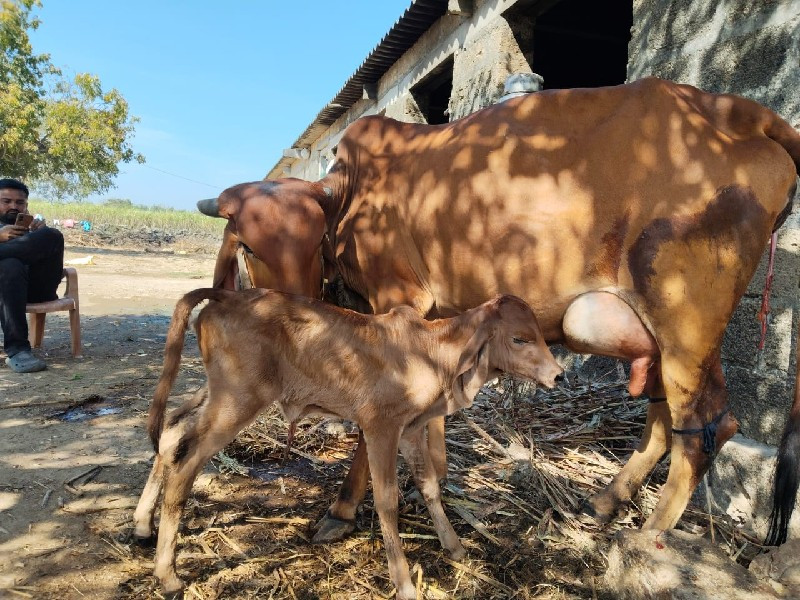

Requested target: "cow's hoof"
[
  {"left": 579, "top": 498, "right": 615, "bottom": 526},
  {"left": 132, "top": 533, "right": 157, "bottom": 548},
  {"left": 405, "top": 489, "right": 425, "bottom": 506},
  {"left": 311, "top": 510, "right": 355, "bottom": 543}
]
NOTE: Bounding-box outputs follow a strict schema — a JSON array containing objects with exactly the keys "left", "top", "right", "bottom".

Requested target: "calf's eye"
[{"left": 512, "top": 337, "right": 528, "bottom": 345}]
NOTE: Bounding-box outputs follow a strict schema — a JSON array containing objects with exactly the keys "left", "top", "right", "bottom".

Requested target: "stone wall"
[
  {"left": 449, "top": 10, "right": 534, "bottom": 120},
  {"left": 629, "top": 0, "right": 800, "bottom": 444}
]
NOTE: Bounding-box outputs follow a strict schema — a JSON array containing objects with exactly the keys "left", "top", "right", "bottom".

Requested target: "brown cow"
[
  {"left": 133, "top": 288, "right": 562, "bottom": 598},
  {"left": 199, "top": 78, "right": 800, "bottom": 545}
]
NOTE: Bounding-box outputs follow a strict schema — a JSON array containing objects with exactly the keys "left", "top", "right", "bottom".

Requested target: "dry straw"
[{"left": 120, "top": 363, "right": 759, "bottom": 599}]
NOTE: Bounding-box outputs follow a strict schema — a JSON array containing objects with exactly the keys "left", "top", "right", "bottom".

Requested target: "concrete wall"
[
  {"left": 628, "top": 0, "right": 800, "bottom": 444},
  {"left": 276, "top": 0, "right": 530, "bottom": 180}
]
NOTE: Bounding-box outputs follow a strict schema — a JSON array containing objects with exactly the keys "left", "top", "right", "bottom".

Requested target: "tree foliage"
[{"left": 0, "top": 0, "right": 143, "bottom": 199}]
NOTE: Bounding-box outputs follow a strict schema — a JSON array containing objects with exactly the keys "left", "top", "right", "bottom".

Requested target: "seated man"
[{"left": 0, "top": 178, "right": 64, "bottom": 373}]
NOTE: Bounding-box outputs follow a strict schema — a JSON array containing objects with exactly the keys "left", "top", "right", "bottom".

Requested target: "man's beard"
[{"left": 0, "top": 210, "right": 20, "bottom": 225}]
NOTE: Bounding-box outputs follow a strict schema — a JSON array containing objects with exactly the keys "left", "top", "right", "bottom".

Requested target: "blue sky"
[{"left": 29, "top": 1, "right": 411, "bottom": 211}]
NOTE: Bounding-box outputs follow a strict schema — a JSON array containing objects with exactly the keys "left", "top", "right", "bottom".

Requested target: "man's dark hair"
[{"left": 0, "top": 178, "right": 29, "bottom": 198}]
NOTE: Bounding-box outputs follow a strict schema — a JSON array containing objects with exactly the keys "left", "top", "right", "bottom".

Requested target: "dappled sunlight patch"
[
  {"left": 0, "top": 417, "right": 33, "bottom": 429},
  {"left": 0, "top": 491, "right": 21, "bottom": 512}
]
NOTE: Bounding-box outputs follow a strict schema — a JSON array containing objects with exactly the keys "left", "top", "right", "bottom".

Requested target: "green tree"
[{"left": 0, "top": 0, "right": 143, "bottom": 199}]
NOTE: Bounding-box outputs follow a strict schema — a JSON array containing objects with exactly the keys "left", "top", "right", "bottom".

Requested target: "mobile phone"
[{"left": 15, "top": 213, "right": 34, "bottom": 228}]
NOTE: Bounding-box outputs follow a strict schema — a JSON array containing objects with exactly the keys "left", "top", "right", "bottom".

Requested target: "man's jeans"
[{"left": 0, "top": 227, "right": 65, "bottom": 357}]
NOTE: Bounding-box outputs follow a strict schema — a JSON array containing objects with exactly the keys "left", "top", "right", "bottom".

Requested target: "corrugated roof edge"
[{"left": 267, "top": 0, "right": 447, "bottom": 177}]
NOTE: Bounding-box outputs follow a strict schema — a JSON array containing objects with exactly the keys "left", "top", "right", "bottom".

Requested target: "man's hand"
[
  {"left": 0, "top": 224, "right": 29, "bottom": 243},
  {"left": 30, "top": 217, "right": 46, "bottom": 231}
]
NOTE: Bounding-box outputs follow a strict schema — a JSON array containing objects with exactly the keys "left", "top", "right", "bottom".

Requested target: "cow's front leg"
[{"left": 312, "top": 430, "right": 369, "bottom": 543}]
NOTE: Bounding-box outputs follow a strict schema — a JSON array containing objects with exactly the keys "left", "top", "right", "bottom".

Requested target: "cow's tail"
[
  {"left": 763, "top": 114, "right": 800, "bottom": 546},
  {"left": 147, "top": 288, "right": 229, "bottom": 452},
  {"left": 766, "top": 320, "right": 800, "bottom": 545}
]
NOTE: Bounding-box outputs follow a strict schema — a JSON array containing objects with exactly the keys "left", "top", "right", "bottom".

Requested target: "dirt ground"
[
  {"left": 0, "top": 239, "right": 220, "bottom": 598},
  {"left": 0, "top": 233, "right": 736, "bottom": 599}
]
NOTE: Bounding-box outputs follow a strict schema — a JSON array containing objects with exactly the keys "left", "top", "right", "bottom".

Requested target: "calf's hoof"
[
  {"left": 448, "top": 543, "right": 466, "bottom": 561},
  {"left": 396, "top": 581, "right": 417, "bottom": 600},
  {"left": 311, "top": 510, "right": 356, "bottom": 544},
  {"left": 157, "top": 573, "right": 185, "bottom": 598}
]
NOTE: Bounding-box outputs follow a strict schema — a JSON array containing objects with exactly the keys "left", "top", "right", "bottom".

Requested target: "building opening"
[
  {"left": 507, "top": 0, "right": 633, "bottom": 90},
  {"left": 410, "top": 56, "right": 454, "bottom": 124}
]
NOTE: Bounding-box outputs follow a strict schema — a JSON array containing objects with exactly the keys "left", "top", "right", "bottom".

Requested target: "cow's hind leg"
[
  {"left": 563, "top": 292, "right": 669, "bottom": 523},
  {"left": 643, "top": 352, "right": 738, "bottom": 530},
  {"left": 583, "top": 394, "right": 671, "bottom": 523},
  {"left": 399, "top": 426, "right": 464, "bottom": 559}
]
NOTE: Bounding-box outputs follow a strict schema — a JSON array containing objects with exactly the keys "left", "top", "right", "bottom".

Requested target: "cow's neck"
[{"left": 318, "top": 168, "right": 352, "bottom": 241}]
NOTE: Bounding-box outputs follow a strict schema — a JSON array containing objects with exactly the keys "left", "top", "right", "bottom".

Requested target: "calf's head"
[{"left": 453, "top": 295, "right": 562, "bottom": 408}]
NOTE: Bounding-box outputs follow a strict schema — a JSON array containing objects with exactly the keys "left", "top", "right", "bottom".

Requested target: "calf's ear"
[{"left": 450, "top": 326, "right": 493, "bottom": 410}]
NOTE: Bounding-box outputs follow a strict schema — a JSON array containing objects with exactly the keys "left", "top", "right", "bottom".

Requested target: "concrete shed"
[{"left": 266, "top": 0, "right": 800, "bottom": 447}]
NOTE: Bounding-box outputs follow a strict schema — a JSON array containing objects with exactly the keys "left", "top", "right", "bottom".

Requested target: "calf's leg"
[
  {"left": 133, "top": 454, "right": 164, "bottom": 540},
  {"left": 150, "top": 387, "right": 273, "bottom": 593},
  {"left": 426, "top": 416, "right": 448, "bottom": 482},
  {"left": 153, "top": 458, "right": 202, "bottom": 594},
  {"left": 134, "top": 387, "right": 209, "bottom": 540},
  {"left": 399, "top": 426, "right": 464, "bottom": 559},
  {"left": 315, "top": 416, "right": 449, "bottom": 543},
  {"left": 363, "top": 428, "right": 416, "bottom": 600}
]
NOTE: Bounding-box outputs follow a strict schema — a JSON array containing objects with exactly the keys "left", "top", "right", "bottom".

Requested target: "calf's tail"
[
  {"left": 766, "top": 319, "right": 800, "bottom": 546},
  {"left": 147, "top": 288, "right": 230, "bottom": 452}
]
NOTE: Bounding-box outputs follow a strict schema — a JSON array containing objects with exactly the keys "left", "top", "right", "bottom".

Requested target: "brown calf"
[{"left": 133, "top": 288, "right": 562, "bottom": 599}]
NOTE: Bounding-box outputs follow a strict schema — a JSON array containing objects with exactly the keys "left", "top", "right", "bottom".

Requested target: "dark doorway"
[
  {"left": 410, "top": 56, "right": 454, "bottom": 124},
  {"left": 507, "top": 0, "right": 632, "bottom": 90}
]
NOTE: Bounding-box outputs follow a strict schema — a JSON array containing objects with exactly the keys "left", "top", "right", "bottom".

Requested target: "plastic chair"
[{"left": 26, "top": 267, "right": 82, "bottom": 357}]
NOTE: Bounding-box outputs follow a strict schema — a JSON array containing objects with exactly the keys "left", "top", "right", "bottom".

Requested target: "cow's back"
[{"left": 331, "top": 78, "right": 799, "bottom": 338}]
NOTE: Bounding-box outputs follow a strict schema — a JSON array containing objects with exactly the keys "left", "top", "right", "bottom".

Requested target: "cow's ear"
[{"left": 450, "top": 326, "right": 493, "bottom": 410}]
